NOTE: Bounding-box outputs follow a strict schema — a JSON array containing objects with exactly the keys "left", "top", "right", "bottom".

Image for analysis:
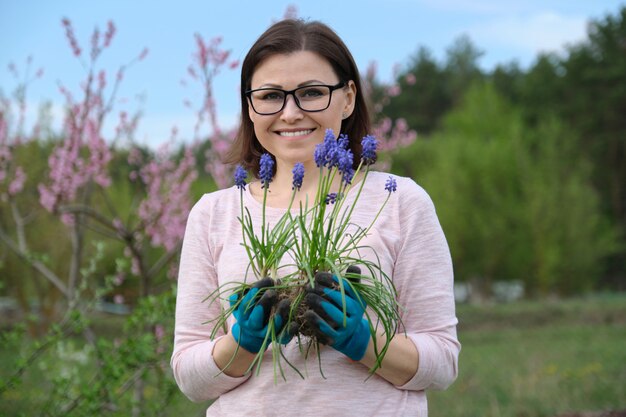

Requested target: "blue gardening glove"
[
  {"left": 304, "top": 271, "right": 371, "bottom": 361},
  {"left": 229, "top": 277, "right": 285, "bottom": 353}
]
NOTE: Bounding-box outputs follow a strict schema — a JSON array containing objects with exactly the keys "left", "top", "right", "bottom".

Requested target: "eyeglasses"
[{"left": 245, "top": 81, "right": 347, "bottom": 115}]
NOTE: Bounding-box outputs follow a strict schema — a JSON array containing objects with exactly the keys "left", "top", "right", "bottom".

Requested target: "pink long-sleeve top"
[{"left": 171, "top": 172, "right": 460, "bottom": 417}]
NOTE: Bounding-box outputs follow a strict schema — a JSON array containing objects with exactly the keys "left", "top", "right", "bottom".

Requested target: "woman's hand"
[
  {"left": 229, "top": 277, "right": 286, "bottom": 353},
  {"left": 303, "top": 272, "right": 371, "bottom": 361}
]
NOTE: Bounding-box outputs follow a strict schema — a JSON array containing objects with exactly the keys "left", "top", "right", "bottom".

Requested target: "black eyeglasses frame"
[{"left": 245, "top": 81, "right": 347, "bottom": 116}]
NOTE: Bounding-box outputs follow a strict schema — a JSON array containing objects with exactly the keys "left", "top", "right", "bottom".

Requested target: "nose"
[{"left": 280, "top": 94, "right": 303, "bottom": 122}]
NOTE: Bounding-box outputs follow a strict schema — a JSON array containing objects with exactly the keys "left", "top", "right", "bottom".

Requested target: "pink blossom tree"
[
  {"left": 1, "top": 18, "right": 205, "bottom": 416},
  {"left": 181, "top": 32, "right": 239, "bottom": 189},
  {"left": 1, "top": 18, "right": 198, "bottom": 318}
]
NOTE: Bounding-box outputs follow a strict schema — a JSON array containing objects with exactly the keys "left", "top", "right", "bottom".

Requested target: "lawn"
[{"left": 429, "top": 293, "right": 626, "bottom": 417}]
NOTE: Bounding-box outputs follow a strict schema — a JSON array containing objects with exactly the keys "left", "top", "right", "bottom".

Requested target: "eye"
[
  {"left": 297, "top": 87, "right": 326, "bottom": 99},
  {"left": 255, "top": 90, "right": 284, "bottom": 101}
]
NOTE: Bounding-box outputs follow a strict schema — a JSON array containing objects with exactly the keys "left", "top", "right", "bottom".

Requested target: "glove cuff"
[{"left": 231, "top": 323, "right": 263, "bottom": 353}]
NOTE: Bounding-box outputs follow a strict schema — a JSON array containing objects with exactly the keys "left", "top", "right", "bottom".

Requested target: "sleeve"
[
  {"left": 392, "top": 179, "right": 460, "bottom": 391},
  {"left": 170, "top": 195, "right": 250, "bottom": 402}
]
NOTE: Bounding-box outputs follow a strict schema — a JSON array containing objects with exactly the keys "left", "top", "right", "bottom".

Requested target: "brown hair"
[{"left": 223, "top": 19, "right": 370, "bottom": 177}]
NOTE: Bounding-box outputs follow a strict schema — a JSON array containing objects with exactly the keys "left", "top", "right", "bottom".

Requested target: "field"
[
  {"left": 430, "top": 293, "right": 626, "bottom": 417},
  {"left": 1, "top": 293, "right": 625, "bottom": 416}
]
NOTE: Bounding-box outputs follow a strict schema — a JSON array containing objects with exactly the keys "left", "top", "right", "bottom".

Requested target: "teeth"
[{"left": 278, "top": 129, "right": 313, "bottom": 137}]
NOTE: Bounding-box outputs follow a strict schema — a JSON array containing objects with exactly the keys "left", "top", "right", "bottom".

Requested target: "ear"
[{"left": 342, "top": 80, "right": 357, "bottom": 119}]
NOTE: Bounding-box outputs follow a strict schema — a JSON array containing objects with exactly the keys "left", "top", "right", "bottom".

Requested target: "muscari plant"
[{"left": 207, "top": 129, "right": 402, "bottom": 380}]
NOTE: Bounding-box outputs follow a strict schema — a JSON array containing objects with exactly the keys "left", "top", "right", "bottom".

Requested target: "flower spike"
[
  {"left": 292, "top": 162, "right": 305, "bottom": 191},
  {"left": 384, "top": 176, "right": 397, "bottom": 193},
  {"left": 234, "top": 165, "right": 247, "bottom": 190},
  {"left": 361, "top": 135, "right": 378, "bottom": 165},
  {"left": 259, "top": 153, "right": 274, "bottom": 189}
]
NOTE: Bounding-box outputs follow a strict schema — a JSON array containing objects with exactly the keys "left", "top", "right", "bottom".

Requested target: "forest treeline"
[{"left": 383, "top": 7, "right": 625, "bottom": 294}]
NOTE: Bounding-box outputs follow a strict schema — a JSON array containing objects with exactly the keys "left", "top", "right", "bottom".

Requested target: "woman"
[{"left": 171, "top": 19, "right": 460, "bottom": 416}]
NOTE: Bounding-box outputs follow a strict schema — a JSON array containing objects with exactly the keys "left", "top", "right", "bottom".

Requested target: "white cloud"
[{"left": 466, "top": 12, "right": 588, "bottom": 55}]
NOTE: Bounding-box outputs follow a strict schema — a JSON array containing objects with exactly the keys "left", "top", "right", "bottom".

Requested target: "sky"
[{"left": 1, "top": 0, "right": 624, "bottom": 147}]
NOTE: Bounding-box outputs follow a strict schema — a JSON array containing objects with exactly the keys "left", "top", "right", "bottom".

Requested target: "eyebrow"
[{"left": 256, "top": 79, "right": 329, "bottom": 89}]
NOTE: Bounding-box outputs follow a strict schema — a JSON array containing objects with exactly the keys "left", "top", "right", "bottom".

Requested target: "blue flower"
[
  {"left": 361, "top": 135, "right": 378, "bottom": 165},
  {"left": 234, "top": 165, "right": 247, "bottom": 190},
  {"left": 385, "top": 176, "right": 397, "bottom": 193},
  {"left": 337, "top": 133, "right": 349, "bottom": 150},
  {"left": 337, "top": 148, "right": 354, "bottom": 184},
  {"left": 314, "top": 143, "right": 326, "bottom": 168},
  {"left": 325, "top": 192, "right": 338, "bottom": 204},
  {"left": 323, "top": 128, "right": 336, "bottom": 144},
  {"left": 292, "top": 162, "right": 305, "bottom": 191},
  {"left": 325, "top": 139, "right": 340, "bottom": 168},
  {"left": 342, "top": 167, "right": 355, "bottom": 185},
  {"left": 259, "top": 153, "right": 274, "bottom": 189}
]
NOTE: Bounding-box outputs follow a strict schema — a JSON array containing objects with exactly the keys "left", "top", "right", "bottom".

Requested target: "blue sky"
[{"left": 1, "top": 0, "right": 624, "bottom": 147}]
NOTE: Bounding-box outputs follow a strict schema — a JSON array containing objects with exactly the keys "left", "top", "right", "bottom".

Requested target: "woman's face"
[{"left": 248, "top": 50, "right": 356, "bottom": 173}]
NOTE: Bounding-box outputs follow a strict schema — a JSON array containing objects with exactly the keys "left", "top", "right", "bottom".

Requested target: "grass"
[
  {"left": 1, "top": 293, "right": 625, "bottom": 416},
  {"left": 429, "top": 293, "right": 626, "bottom": 417}
]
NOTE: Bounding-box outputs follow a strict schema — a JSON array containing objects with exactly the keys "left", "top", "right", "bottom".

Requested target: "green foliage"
[
  {"left": 491, "top": 7, "right": 626, "bottom": 281},
  {"left": 0, "top": 289, "right": 188, "bottom": 417},
  {"left": 392, "top": 82, "right": 618, "bottom": 295},
  {"left": 382, "top": 47, "right": 451, "bottom": 133}
]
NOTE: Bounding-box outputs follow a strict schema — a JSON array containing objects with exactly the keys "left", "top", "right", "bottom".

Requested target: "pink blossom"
[
  {"left": 61, "top": 213, "right": 75, "bottom": 225},
  {"left": 386, "top": 85, "right": 401, "bottom": 97},
  {"left": 195, "top": 33, "right": 208, "bottom": 68},
  {"left": 187, "top": 66, "right": 198, "bottom": 79},
  {"left": 113, "top": 294, "right": 124, "bottom": 304},
  {"left": 130, "top": 253, "right": 141, "bottom": 275},
  {"left": 103, "top": 21, "right": 116, "bottom": 48},
  {"left": 90, "top": 27, "right": 101, "bottom": 61},
  {"left": 138, "top": 47, "right": 149, "bottom": 61},
  {"left": 405, "top": 73, "right": 416, "bottom": 85},
  {"left": 204, "top": 128, "right": 237, "bottom": 188},
  {"left": 8, "top": 166, "right": 26, "bottom": 195},
  {"left": 61, "top": 18, "right": 82, "bottom": 57},
  {"left": 154, "top": 324, "right": 165, "bottom": 342},
  {"left": 136, "top": 145, "right": 197, "bottom": 252},
  {"left": 98, "top": 70, "right": 106, "bottom": 91},
  {"left": 112, "top": 218, "right": 124, "bottom": 231},
  {"left": 127, "top": 146, "right": 143, "bottom": 165},
  {"left": 113, "top": 272, "right": 125, "bottom": 286},
  {"left": 38, "top": 93, "right": 112, "bottom": 218},
  {"left": 167, "top": 262, "right": 179, "bottom": 280}
]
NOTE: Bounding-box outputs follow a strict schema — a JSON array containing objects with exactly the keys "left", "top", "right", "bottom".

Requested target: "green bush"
[{"left": 392, "top": 82, "right": 619, "bottom": 295}]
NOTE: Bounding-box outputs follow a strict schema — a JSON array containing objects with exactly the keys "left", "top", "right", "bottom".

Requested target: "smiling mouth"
[{"left": 277, "top": 129, "right": 314, "bottom": 137}]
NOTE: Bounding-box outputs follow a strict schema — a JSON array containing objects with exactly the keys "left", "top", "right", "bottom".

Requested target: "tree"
[
  {"left": 444, "top": 34, "right": 485, "bottom": 105},
  {"left": 391, "top": 82, "right": 618, "bottom": 296},
  {"left": 557, "top": 7, "right": 626, "bottom": 283}
]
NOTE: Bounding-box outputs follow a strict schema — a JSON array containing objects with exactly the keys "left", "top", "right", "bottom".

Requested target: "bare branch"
[{"left": 0, "top": 226, "right": 69, "bottom": 298}]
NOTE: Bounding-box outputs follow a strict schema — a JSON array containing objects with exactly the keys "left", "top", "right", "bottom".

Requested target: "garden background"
[{"left": 1, "top": 2, "right": 625, "bottom": 416}]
